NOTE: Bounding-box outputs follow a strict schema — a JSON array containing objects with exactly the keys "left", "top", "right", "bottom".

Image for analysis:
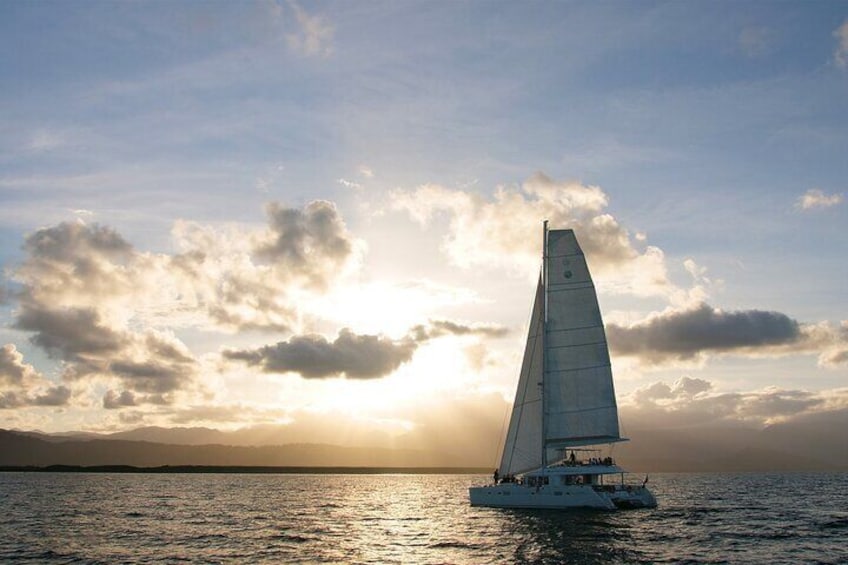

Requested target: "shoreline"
[{"left": 0, "top": 464, "right": 491, "bottom": 474}]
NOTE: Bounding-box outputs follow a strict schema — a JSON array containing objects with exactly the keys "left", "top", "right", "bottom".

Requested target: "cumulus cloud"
[
  {"left": 255, "top": 200, "right": 355, "bottom": 288},
  {"left": 2, "top": 200, "right": 372, "bottom": 413},
  {"left": 223, "top": 315, "right": 510, "bottom": 380},
  {"left": 624, "top": 377, "right": 848, "bottom": 426},
  {"left": 0, "top": 344, "right": 72, "bottom": 409},
  {"left": 14, "top": 300, "right": 196, "bottom": 396},
  {"left": 607, "top": 303, "right": 804, "bottom": 364},
  {"left": 835, "top": 19, "right": 848, "bottom": 69},
  {"left": 0, "top": 344, "right": 41, "bottom": 387},
  {"left": 795, "top": 188, "right": 843, "bottom": 210},
  {"left": 224, "top": 328, "right": 417, "bottom": 379},
  {"left": 609, "top": 305, "right": 848, "bottom": 368},
  {"left": 389, "top": 172, "right": 675, "bottom": 298},
  {"left": 103, "top": 390, "right": 138, "bottom": 409},
  {"left": 817, "top": 321, "right": 848, "bottom": 367},
  {"left": 32, "top": 385, "right": 72, "bottom": 406}
]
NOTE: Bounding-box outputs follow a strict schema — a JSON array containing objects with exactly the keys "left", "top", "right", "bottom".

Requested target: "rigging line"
[{"left": 493, "top": 398, "right": 510, "bottom": 469}]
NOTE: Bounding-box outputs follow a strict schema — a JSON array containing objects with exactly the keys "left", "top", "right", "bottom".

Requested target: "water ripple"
[{"left": 0, "top": 472, "right": 846, "bottom": 564}]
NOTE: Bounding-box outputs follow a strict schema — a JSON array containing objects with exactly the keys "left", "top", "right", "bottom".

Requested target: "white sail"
[
  {"left": 497, "top": 277, "right": 544, "bottom": 476},
  {"left": 543, "top": 229, "right": 621, "bottom": 451}
]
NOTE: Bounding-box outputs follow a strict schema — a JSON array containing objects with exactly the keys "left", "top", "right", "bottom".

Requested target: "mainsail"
[{"left": 498, "top": 228, "right": 622, "bottom": 477}]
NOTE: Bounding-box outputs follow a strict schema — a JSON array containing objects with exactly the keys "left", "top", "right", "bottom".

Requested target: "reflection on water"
[{"left": 0, "top": 472, "right": 846, "bottom": 564}]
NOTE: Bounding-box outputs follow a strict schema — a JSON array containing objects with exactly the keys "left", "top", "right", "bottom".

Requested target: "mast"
[{"left": 541, "top": 220, "right": 548, "bottom": 468}]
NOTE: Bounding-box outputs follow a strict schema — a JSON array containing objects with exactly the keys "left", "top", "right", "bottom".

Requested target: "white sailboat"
[{"left": 469, "top": 223, "right": 657, "bottom": 510}]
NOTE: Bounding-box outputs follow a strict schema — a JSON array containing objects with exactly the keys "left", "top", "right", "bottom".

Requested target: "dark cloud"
[
  {"left": 11, "top": 221, "right": 199, "bottom": 397},
  {"left": 607, "top": 303, "right": 801, "bottom": 363},
  {"left": 14, "top": 305, "right": 195, "bottom": 396},
  {"left": 24, "top": 221, "right": 132, "bottom": 263},
  {"left": 103, "top": 390, "right": 137, "bottom": 409},
  {"left": 15, "top": 306, "right": 127, "bottom": 361},
  {"left": 632, "top": 376, "right": 713, "bottom": 404},
  {"left": 109, "top": 358, "right": 193, "bottom": 394},
  {"left": 224, "top": 328, "right": 416, "bottom": 379},
  {"left": 256, "top": 200, "right": 354, "bottom": 288},
  {"left": 408, "top": 319, "right": 510, "bottom": 342},
  {"left": 205, "top": 278, "right": 295, "bottom": 333},
  {"left": 32, "top": 385, "right": 72, "bottom": 406},
  {"left": 0, "top": 391, "right": 25, "bottom": 409}
]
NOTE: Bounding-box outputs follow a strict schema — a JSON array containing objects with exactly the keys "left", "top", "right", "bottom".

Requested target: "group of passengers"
[{"left": 564, "top": 452, "right": 615, "bottom": 467}]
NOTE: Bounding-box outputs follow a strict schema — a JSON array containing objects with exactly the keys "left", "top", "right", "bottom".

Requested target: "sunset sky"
[{"left": 1, "top": 1, "right": 847, "bottom": 448}]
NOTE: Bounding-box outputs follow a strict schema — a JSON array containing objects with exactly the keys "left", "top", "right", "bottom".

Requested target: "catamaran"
[{"left": 469, "top": 223, "right": 657, "bottom": 510}]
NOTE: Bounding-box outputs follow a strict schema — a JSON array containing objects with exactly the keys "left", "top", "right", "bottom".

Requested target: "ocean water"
[{"left": 1, "top": 472, "right": 846, "bottom": 564}]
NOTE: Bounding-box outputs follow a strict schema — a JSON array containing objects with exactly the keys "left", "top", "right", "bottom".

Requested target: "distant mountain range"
[
  {"left": 615, "top": 417, "right": 848, "bottom": 472},
  {"left": 0, "top": 429, "right": 460, "bottom": 469},
  {"left": 3, "top": 408, "right": 847, "bottom": 471}
]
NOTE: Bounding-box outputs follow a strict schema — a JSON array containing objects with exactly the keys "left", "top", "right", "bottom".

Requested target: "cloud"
[
  {"left": 255, "top": 200, "right": 357, "bottom": 290},
  {"left": 3, "top": 199, "right": 374, "bottom": 412},
  {"left": 0, "top": 344, "right": 72, "bottom": 409},
  {"left": 32, "top": 385, "right": 72, "bottom": 407},
  {"left": 624, "top": 377, "right": 848, "bottom": 427},
  {"left": 338, "top": 178, "right": 361, "bottom": 189},
  {"left": 11, "top": 221, "right": 200, "bottom": 397},
  {"left": 24, "top": 220, "right": 132, "bottom": 264},
  {"left": 389, "top": 172, "right": 676, "bottom": 298},
  {"left": 408, "top": 319, "right": 510, "bottom": 341},
  {"left": 16, "top": 306, "right": 127, "bottom": 361},
  {"left": 0, "top": 344, "right": 41, "bottom": 387},
  {"left": 285, "top": 0, "right": 334, "bottom": 58},
  {"left": 607, "top": 303, "right": 803, "bottom": 364},
  {"left": 223, "top": 316, "right": 508, "bottom": 381},
  {"left": 103, "top": 390, "right": 138, "bottom": 409},
  {"left": 818, "top": 321, "right": 848, "bottom": 367},
  {"left": 795, "top": 188, "right": 843, "bottom": 210},
  {"left": 609, "top": 304, "right": 848, "bottom": 368},
  {"left": 224, "top": 328, "right": 417, "bottom": 379},
  {"left": 835, "top": 19, "right": 848, "bottom": 69}
]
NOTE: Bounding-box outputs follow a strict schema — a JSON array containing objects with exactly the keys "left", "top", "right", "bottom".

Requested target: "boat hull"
[{"left": 469, "top": 483, "right": 656, "bottom": 511}]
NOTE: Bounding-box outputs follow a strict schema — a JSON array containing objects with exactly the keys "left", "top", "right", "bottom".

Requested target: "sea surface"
[{"left": 1, "top": 471, "right": 846, "bottom": 564}]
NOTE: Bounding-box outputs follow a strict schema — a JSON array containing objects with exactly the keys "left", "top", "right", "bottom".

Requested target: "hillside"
[{"left": 4, "top": 408, "right": 848, "bottom": 472}]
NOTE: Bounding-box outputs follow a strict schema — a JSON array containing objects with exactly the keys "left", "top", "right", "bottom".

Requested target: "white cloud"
[
  {"left": 389, "top": 173, "right": 676, "bottom": 298},
  {"left": 835, "top": 19, "right": 848, "bottom": 69},
  {"left": 795, "top": 188, "right": 843, "bottom": 210},
  {"left": 624, "top": 377, "right": 848, "bottom": 426},
  {"left": 285, "top": 0, "right": 334, "bottom": 58},
  {"left": 338, "top": 178, "right": 361, "bottom": 189}
]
